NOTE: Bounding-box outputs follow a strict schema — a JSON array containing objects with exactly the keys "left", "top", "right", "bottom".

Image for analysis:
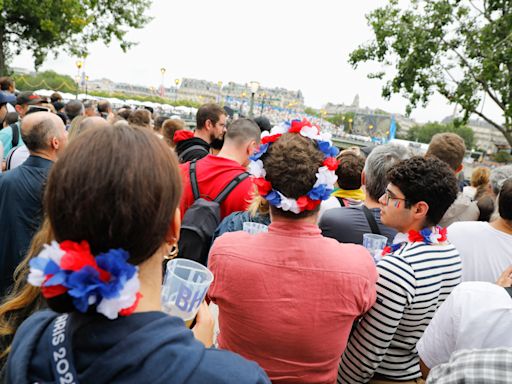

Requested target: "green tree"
[
  {"left": 349, "top": 0, "right": 512, "bottom": 147},
  {"left": 326, "top": 113, "right": 344, "bottom": 126},
  {"left": 407, "top": 122, "right": 474, "bottom": 148},
  {"left": 13, "top": 70, "right": 76, "bottom": 93},
  {"left": 0, "top": 0, "right": 151, "bottom": 75},
  {"left": 304, "top": 107, "right": 320, "bottom": 117}
]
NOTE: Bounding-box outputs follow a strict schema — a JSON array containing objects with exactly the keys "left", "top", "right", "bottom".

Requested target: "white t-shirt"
[
  {"left": 317, "top": 196, "right": 342, "bottom": 221},
  {"left": 417, "top": 281, "right": 512, "bottom": 369},
  {"left": 447, "top": 221, "right": 512, "bottom": 282},
  {"left": 5, "top": 145, "right": 29, "bottom": 170}
]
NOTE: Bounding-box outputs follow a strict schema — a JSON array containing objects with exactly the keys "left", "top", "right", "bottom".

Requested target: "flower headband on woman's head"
[
  {"left": 28, "top": 240, "right": 142, "bottom": 320},
  {"left": 248, "top": 119, "right": 340, "bottom": 214}
]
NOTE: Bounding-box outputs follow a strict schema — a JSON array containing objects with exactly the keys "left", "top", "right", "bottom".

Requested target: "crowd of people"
[{"left": 0, "top": 76, "right": 512, "bottom": 384}]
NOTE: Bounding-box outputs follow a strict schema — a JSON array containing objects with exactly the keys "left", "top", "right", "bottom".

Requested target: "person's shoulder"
[
  {"left": 213, "top": 230, "right": 252, "bottom": 250},
  {"left": 192, "top": 348, "right": 270, "bottom": 384},
  {"left": 320, "top": 206, "right": 360, "bottom": 225},
  {"left": 449, "top": 220, "right": 486, "bottom": 234}
]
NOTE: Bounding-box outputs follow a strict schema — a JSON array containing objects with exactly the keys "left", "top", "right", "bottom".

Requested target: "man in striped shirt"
[{"left": 338, "top": 157, "right": 462, "bottom": 383}]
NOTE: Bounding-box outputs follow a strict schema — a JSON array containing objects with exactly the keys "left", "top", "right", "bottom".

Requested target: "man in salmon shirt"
[{"left": 208, "top": 121, "right": 378, "bottom": 384}]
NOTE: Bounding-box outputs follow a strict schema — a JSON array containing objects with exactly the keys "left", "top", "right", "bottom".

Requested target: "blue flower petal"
[
  {"left": 265, "top": 190, "right": 282, "bottom": 206},
  {"left": 29, "top": 257, "right": 49, "bottom": 271}
]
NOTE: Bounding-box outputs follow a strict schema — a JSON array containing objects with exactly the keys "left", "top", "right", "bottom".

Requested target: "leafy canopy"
[
  {"left": 0, "top": 0, "right": 151, "bottom": 70},
  {"left": 350, "top": 0, "right": 512, "bottom": 146}
]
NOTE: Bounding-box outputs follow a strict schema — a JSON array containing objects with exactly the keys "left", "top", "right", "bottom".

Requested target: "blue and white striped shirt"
[{"left": 338, "top": 241, "right": 461, "bottom": 383}]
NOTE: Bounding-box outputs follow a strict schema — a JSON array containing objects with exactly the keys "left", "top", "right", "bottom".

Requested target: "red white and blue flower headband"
[
  {"left": 248, "top": 119, "right": 340, "bottom": 213},
  {"left": 28, "top": 240, "right": 142, "bottom": 320}
]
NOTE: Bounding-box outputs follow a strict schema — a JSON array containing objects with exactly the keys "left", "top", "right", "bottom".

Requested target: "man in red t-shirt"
[{"left": 179, "top": 118, "right": 261, "bottom": 220}]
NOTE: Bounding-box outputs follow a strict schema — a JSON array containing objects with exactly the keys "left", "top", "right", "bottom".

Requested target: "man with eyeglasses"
[{"left": 338, "top": 156, "right": 462, "bottom": 384}]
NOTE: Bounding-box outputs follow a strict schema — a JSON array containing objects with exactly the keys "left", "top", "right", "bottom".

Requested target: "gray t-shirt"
[{"left": 319, "top": 205, "right": 397, "bottom": 245}]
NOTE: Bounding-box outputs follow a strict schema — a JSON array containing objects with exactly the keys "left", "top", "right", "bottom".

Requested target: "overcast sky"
[{"left": 10, "top": 0, "right": 502, "bottom": 123}]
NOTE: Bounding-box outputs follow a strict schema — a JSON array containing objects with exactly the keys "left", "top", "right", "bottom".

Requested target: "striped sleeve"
[{"left": 338, "top": 255, "right": 416, "bottom": 383}]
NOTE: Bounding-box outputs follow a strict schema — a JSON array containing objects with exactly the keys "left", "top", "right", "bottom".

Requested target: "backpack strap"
[
  {"left": 335, "top": 196, "right": 347, "bottom": 207},
  {"left": 214, "top": 172, "right": 250, "bottom": 204},
  {"left": 179, "top": 145, "right": 208, "bottom": 162},
  {"left": 361, "top": 205, "right": 382, "bottom": 235},
  {"left": 188, "top": 159, "right": 200, "bottom": 200},
  {"left": 11, "top": 122, "right": 19, "bottom": 148}
]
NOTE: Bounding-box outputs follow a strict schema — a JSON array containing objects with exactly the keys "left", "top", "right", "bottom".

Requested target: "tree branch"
[
  {"left": 443, "top": 36, "right": 506, "bottom": 111},
  {"left": 471, "top": 109, "right": 507, "bottom": 135}
]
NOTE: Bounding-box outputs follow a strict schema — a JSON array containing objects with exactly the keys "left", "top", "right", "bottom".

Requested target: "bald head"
[
  {"left": 21, "top": 112, "right": 67, "bottom": 154},
  {"left": 80, "top": 116, "right": 109, "bottom": 133}
]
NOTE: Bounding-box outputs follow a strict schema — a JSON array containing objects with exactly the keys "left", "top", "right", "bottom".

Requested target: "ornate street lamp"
[{"left": 248, "top": 81, "right": 260, "bottom": 118}]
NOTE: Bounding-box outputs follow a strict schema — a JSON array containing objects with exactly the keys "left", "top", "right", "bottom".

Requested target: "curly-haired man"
[{"left": 339, "top": 156, "right": 462, "bottom": 384}]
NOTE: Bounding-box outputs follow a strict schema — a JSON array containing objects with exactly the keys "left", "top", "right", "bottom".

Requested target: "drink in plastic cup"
[
  {"left": 363, "top": 233, "right": 388, "bottom": 263},
  {"left": 242, "top": 222, "right": 269, "bottom": 234},
  {"left": 161, "top": 259, "right": 214, "bottom": 324}
]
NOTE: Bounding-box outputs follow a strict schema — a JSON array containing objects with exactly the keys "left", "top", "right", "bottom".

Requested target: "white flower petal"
[
  {"left": 248, "top": 160, "right": 266, "bottom": 178},
  {"left": 300, "top": 126, "right": 319, "bottom": 140},
  {"left": 27, "top": 269, "right": 45, "bottom": 287},
  {"left": 38, "top": 241, "right": 65, "bottom": 264},
  {"left": 260, "top": 131, "right": 270, "bottom": 139},
  {"left": 270, "top": 124, "right": 289, "bottom": 135},
  {"left": 96, "top": 274, "right": 140, "bottom": 320}
]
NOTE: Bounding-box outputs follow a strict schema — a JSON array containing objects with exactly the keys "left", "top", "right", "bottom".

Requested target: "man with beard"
[{"left": 175, "top": 103, "right": 227, "bottom": 163}]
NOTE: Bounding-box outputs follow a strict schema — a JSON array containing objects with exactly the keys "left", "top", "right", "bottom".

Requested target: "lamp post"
[
  {"left": 85, "top": 75, "right": 89, "bottom": 97},
  {"left": 260, "top": 92, "right": 266, "bottom": 116},
  {"left": 240, "top": 92, "right": 247, "bottom": 116},
  {"left": 75, "top": 59, "right": 83, "bottom": 99},
  {"left": 160, "top": 67, "right": 166, "bottom": 97},
  {"left": 348, "top": 117, "right": 353, "bottom": 133},
  {"left": 174, "top": 78, "right": 180, "bottom": 103},
  {"left": 248, "top": 81, "right": 260, "bottom": 118},
  {"left": 217, "top": 81, "right": 223, "bottom": 104}
]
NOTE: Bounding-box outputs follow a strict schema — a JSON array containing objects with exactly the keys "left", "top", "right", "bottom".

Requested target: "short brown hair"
[
  {"left": 336, "top": 152, "right": 365, "bottom": 190},
  {"left": 0, "top": 77, "right": 14, "bottom": 91},
  {"left": 128, "top": 109, "right": 151, "bottom": 128},
  {"left": 45, "top": 124, "right": 182, "bottom": 266},
  {"left": 196, "top": 103, "right": 226, "bottom": 130},
  {"left": 426, "top": 133, "right": 466, "bottom": 171},
  {"left": 263, "top": 133, "right": 324, "bottom": 218},
  {"left": 162, "top": 118, "right": 185, "bottom": 147}
]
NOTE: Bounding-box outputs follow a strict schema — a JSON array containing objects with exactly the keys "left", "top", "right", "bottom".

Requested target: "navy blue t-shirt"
[{"left": 0, "top": 155, "right": 52, "bottom": 297}]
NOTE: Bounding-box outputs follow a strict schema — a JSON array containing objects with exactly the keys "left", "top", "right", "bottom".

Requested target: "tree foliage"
[
  {"left": 407, "top": 121, "right": 474, "bottom": 148},
  {"left": 350, "top": 0, "right": 512, "bottom": 147},
  {"left": 0, "top": 0, "right": 152, "bottom": 74},
  {"left": 14, "top": 70, "right": 76, "bottom": 93}
]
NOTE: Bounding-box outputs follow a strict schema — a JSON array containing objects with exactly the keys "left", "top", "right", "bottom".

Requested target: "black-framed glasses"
[{"left": 383, "top": 189, "right": 409, "bottom": 207}]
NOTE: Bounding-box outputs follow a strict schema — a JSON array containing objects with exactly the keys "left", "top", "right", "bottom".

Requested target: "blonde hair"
[
  {"left": 471, "top": 167, "right": 491, "bottom": 188},
  {"left": 0, "top": 218, "right": 53, "bottom": 363}
]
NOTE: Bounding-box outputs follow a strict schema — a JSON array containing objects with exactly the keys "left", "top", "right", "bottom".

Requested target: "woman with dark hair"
[
  {"left": 208, "top": 120, "right": 378, "bottom": 383},
  {"left": 4, "top": 125, "right": 269, "bottom": 383}
]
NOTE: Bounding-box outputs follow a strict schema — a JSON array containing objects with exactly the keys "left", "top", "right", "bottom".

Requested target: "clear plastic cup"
[
  {"left": 363, "top": 233, "right": 388, "bottom": 264},
  {"left": 242, "top": 222, "right": 269, "bottom": 234},
  {"left": 161, "top": 259, "right": 214, "bottom": 323}
]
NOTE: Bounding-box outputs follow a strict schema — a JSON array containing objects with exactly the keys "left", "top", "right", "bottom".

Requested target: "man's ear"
[
  {"left": 361, "top": 170, "right": 366, "bottom": 186},
  {"left": 50, "top": 136, "right": 59, "bottom": 150},
  {"left": 412, "top": 201, "right": 429, "bottom": 222},
  {"left": 165, "top": 209, "right": 181, "bottom": 244}
]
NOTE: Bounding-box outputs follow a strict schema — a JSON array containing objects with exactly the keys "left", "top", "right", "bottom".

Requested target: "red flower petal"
[
  {"left": 261, "top": 133, "right": 282, "bottom": 145},
  {"left": 41, "top": 275, "right": 68, "bottom": 299},
  {"left": 323, "top": 157, "right": 339, "bottom": 171},
  {"left": 408, "top": 230, "right": 424, "bottom": 242},
  {"left": 438, "top": 227, "right": 447, "bottom": 242},
  {"left": 253, "top": 177, "right": 272, "bottom": 196},
  {"left": 119, "top": 292, "right": 143, "bottom": 316},
  {"left": 305, "top": 196, "right": 321, "bottom": 211},
  {"left": 296, "top": 196, "right": 309, "bottom": 211}
]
